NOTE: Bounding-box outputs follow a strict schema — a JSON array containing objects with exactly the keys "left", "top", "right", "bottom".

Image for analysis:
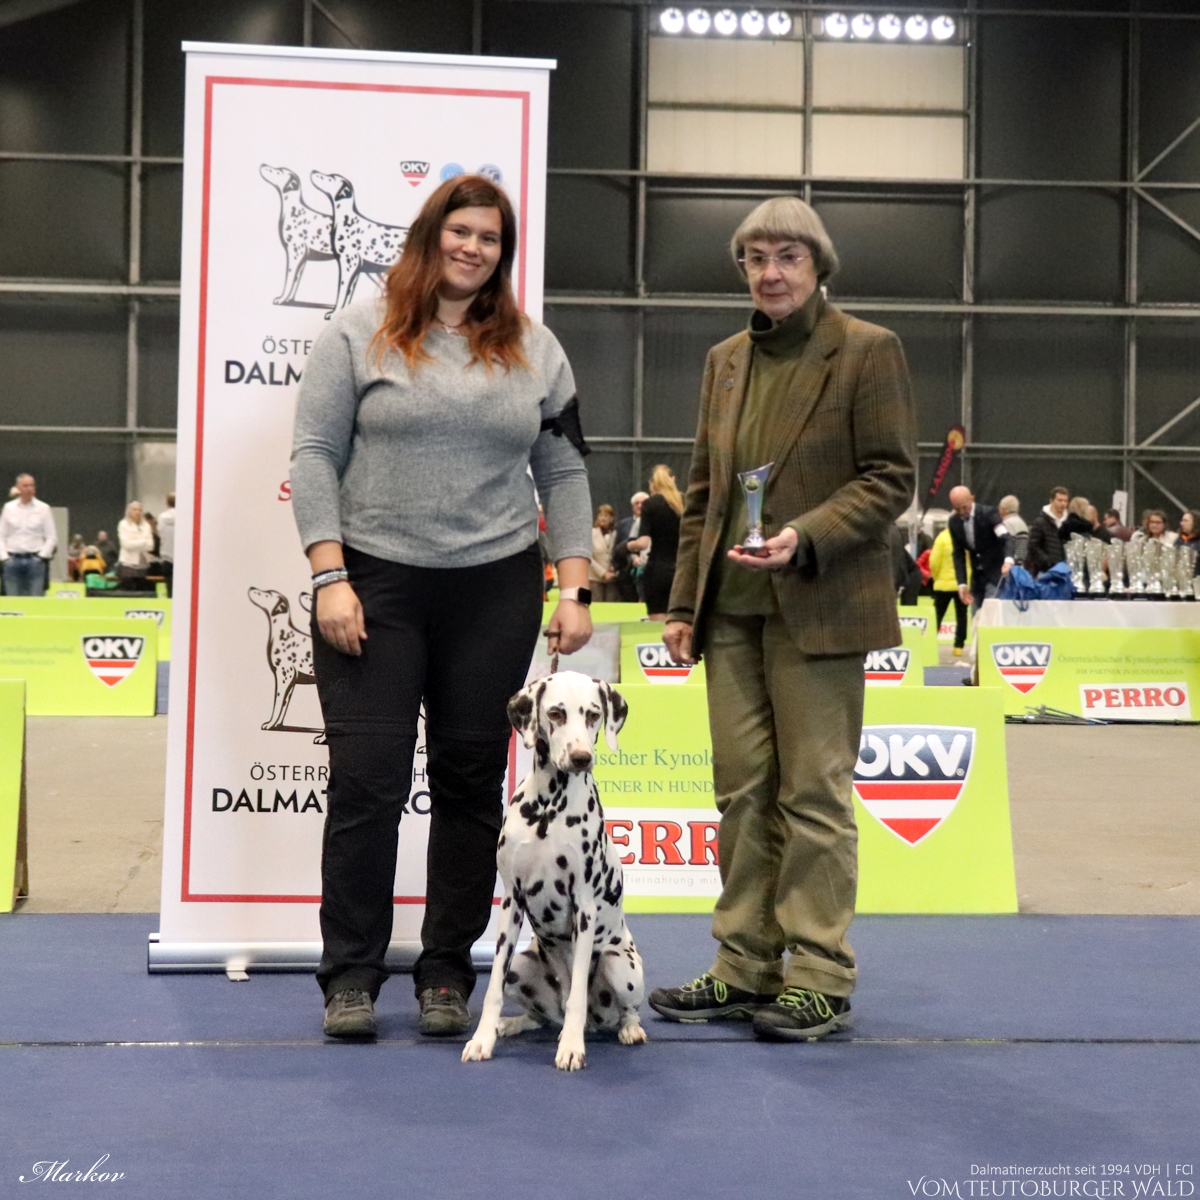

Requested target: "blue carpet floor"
[{"left": 1, "top": 914, "right": 1197, "bottom": 1198}]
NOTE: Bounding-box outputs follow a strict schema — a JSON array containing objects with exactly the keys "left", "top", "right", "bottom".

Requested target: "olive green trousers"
[{"left": 703, "top": 612, "right": 865, "bottom": 998}]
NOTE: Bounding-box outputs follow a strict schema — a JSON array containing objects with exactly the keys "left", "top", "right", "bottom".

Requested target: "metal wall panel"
[
  {"left": 544, "top": 307, "right": 636, "bottom": 438},
  {"left": 648, "top": 109, "right": 804, "bottom": 176},
  {"left": 137, "top": 301, "right": 181, "bottom": 431},
  {"left": 546, "top": 177, "right": 634, "bottom": 293},
  {"left": 813, "top": 43, "right": 963, "bottom": 111},
  {"left": 649, "top": 37, "right": 804, "bottom": 107},
  {"left": 812, "top": 115, "right": 965, "bottom": 181}
]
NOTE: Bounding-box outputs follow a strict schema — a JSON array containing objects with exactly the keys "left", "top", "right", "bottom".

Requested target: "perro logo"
[
  {"left": 81, "top": 635, "right": 145, "bottom": 687},
  {"left": 990, "top": 642, "right": 1052, "bottom": 694},
  {"left": 864, "top": 648, "right": 910, "bottom": 686},
  {"left": 399, "top": 160, "right": 429, "bottom": 186},
  {"left": 853, "top": 725, "right": 974, "bottom": 845},
  {"left": 1080, "top": 683, "right": 1191, "bottom": 720},
  {"left": 636, "top": 643, "right": 693, "bottom": 684}
]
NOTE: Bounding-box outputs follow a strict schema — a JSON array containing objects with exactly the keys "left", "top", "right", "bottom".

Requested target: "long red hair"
[{"left": 372, "top": 174, "right": 526, "bottom": 371}]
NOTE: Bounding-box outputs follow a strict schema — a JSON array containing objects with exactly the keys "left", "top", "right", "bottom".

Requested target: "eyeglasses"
[{"left": 738, "top": 250, "right": 812, "bottom": 275}]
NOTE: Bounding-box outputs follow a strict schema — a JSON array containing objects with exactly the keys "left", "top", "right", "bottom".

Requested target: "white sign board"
[{"left": 156, "top": 43, "right": 552, "bottom": 970}]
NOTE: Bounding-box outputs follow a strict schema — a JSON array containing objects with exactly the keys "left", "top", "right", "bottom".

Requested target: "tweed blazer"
[{"left": 667, "top": 301, "right": 918, "bottom": 657}]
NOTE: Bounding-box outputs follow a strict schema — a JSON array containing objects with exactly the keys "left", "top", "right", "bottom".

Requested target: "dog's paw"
[
  {"left": 554, "top": 1040, "right": 587, "bottom": 1071},
  {"left": 618, "top": 1019, "right": 648, "bottom": 1045},
  {"left": 461, "top": 1037, "right": 494, "bottom": 1063}
]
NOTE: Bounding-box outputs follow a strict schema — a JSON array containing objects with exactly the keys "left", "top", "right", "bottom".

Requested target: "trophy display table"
[{"left": 977, "top": 599, "right": 1200, "bottom": 629}]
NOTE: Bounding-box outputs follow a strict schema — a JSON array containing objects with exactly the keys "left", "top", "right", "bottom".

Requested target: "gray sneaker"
[
  {"left": 417, "top": 986, "right": 471, "bottom": 1037},
  {"left": 323, "top": 988, "right": 377, "bottom": 1040}
]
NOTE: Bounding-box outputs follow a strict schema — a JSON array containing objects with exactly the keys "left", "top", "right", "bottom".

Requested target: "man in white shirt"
[
  {"left": 158, "top": 492, "right": 176, "bottom": 596},
  {"left": 0, "top": 474, "right": 57, "bottom": 596}
]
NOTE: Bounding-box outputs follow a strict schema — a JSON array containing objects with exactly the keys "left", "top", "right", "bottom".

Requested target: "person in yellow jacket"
[{"left": 929, "top": 526, "right": 968, "bottom": 656}]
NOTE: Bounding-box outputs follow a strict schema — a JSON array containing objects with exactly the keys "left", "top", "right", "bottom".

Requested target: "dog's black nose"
[{"left": 569, "top": 750, "right": 593, "bottom": 771}]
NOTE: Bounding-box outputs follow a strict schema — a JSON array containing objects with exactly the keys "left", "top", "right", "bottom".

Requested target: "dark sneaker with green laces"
[
  {"left": 648, "top": 973, "right": 778, "bottom": 1022},
  {"left": 752, "top": 987, "right": 852, "bottom": 1041},
  {"left": 323, "top": 988, "right": 377, "bottom": 1040},
  {"left": 417, "top": 986, "right": 471, "bottom": 1037}
]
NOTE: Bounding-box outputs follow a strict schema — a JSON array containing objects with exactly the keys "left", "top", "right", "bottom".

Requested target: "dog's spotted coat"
[
  {"left": 258, "top": 165, "right": 334, "bottom": 306},
  {"left": 463, "top": 672, "right": 647, "bottom": 1071}
]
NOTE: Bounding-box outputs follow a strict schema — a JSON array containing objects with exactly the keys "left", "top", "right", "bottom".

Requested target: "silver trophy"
[
  {"left": 1145, "top": 539, "right": 1165, "bottom": 595},
  {"left": 1085, "top": 538, "right": 1108, "bottom": 595},
  {"left": 737, "top": 463, "right": 774, "bottom": 552},
  {"left": 1180, "top": 544, "right": 1198, "bottom": 598},
  {"left": 1125, "top": 538, "right": 1145, "bottom": 595},
  {"left": 1166, "top": 544, "right": 1187, "bottom": 599},
  {"left": 1106, "top": 539, "right": 1126, "bottom": 596},
  {"left": 1065, "top": 535, "right": 1089, "bottom": 595}
]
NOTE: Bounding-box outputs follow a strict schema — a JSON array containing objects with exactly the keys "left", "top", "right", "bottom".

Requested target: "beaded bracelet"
[{"left": 311, "top": 568, "right": 350, "bottom": 591}]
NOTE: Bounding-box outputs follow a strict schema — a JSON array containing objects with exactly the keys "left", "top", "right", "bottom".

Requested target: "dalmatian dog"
[
  {"left": 463, "top": 672, "right": 647, "bottom": 1072},
  {"left": 258, "top": 165, "right": 335, "bottom": 305},
  {"left": 247, "top": 587, "right": 323, "bottom": 743},
  {"left": 309, "top": 171, "right": 408, "bottom": 317}
]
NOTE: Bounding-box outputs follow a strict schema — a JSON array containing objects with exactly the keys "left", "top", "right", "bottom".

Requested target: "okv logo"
[
  {"left": 863, "top": 647, "right": 910, "bottom": 686},
  {"left": 81, "top": 635, "right": 146, "bottom": 688},
  {"left": 635, "top": 643, "right": 694, "bottom": 683},
  {"left": 400, "top": 159, "right": 429, "bottom": 186},
  {"left": 125, "top": 609, "right": 165, "bottom": 626},
  {"left": 898, "top": 615, "right": 928, "bottom": 634},
  {"left": 852, "top": 725, "right": 974, "bottom": 845},
  {"left": 990, "top": 641, "right": 1052, "bottom": 694}
]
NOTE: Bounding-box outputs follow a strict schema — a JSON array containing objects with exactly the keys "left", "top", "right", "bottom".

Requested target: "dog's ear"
[
  {"left": 272, "top": 593, "right": 288, "bottom": 617},
  {"left": 596, "top": 680, "right": 627, "bottom": 750},
  {"left": 507, "top": 680, "right": 545, "bottom": 749}
]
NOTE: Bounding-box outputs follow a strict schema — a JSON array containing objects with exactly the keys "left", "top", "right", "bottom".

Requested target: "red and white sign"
[
  {"left": 990, "top": 641, "right": 1051, "bottom": 694},
  {"left": 82, "top": 635, "right": 146, "bottom": 688},
  {"left": 853, "top": 724, "right": 974, "bottom": 845},
  {"left": 636, "top": 643, "right": 694, "bottom": 683},
  {"left": 1079, "top": 682, "right": 1192, "bottom": 720},
  {"left": 864, "top": 648, "right": 910, "bottom": 686},
  {"left": 604, "top": 806, "right": 721, "bottom": 897}
]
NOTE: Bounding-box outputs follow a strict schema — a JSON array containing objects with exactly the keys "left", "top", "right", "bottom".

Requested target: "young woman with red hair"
[{"left": 291, "top": 175, "right": 594, "bottom": 1041}]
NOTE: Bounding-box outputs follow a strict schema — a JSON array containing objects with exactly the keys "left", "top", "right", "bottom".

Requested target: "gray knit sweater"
[{"left": 290, "top": 300, "right": 592, "bottom": 568}]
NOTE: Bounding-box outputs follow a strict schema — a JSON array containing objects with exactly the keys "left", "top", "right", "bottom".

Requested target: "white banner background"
[{"left": 158, "top": 44, "right": 552, "bottom": 962}]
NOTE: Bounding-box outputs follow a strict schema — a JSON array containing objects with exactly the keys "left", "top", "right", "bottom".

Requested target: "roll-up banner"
[{"left": 156, "top": 43, "right": 553, "bottom": 973}]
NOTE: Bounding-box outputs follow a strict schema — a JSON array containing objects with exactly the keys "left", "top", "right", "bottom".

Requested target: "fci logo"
[
  {"left": 853, "top": 725, "right": 974, "bottom": 845},
  {"left": 864, "top": 648, "right": 910, "bottom": 686},
  {"left": 990, "top": 641, "right": 1052, "bottom": 694},
  {"left": 635, "top": 643, "right": 693, "bottom": 683},
  {"left": 81, "top": 635, "right": 146, "bottom": 687},
  {"left": 400, "top": 160, "right": 429, "bottom": 186}
]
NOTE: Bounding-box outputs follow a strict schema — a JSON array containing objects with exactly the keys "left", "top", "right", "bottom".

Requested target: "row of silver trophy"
[{"left": 1064, "top": 533, "right": 1200, "bottom": 599}]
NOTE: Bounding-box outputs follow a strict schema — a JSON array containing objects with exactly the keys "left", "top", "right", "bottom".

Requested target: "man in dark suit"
[
  {"left": 611, "top": 491, "right": 647, "bottom": 602},
  {"left": 649, "top": 197, "right": 917, "bottom": 1042},
  {"left": 948, "top": 485, "right": 1013, "bottom": 611}
]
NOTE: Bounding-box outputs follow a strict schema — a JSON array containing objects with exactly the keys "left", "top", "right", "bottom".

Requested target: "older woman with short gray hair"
[{"left": 649, "top": 196, "right": 917, "bottom": 1041}]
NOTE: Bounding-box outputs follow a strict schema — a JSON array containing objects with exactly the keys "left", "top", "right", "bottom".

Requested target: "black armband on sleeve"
[{"left": 539, "top": 396, "right": 591, "bottom": 457}]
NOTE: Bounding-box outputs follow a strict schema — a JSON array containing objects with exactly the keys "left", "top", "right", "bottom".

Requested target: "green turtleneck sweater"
[{"left": 714, "top": 288, "right": 823, "bottom": 616}]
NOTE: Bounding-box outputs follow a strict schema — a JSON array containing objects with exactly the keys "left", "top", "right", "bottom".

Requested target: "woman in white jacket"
[{"left": 117, "top": 501, "right": 155, "bottom": 583}]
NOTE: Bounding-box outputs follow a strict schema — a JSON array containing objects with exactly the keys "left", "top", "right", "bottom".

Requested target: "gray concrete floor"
[{"left": 13, "top": 715, "right": 1200, "bottom": 914}]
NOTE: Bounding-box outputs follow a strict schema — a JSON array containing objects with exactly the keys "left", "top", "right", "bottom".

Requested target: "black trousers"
[
  {"left": 933, "top": 589, "right": 968, "bottom": 649},
  {"left": 312, "top": 543, "right": 543, "bottom": 1002}
]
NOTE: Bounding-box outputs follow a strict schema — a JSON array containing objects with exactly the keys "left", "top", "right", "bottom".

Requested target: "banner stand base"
[{"left": 147, "top": 933, "right": 500, "bottom": 975}]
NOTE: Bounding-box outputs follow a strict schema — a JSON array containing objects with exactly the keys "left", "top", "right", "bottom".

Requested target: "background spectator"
[
  {"left": 158, "top": 492, "right": 176, "bottom": 596},
  {"left": 588, "top": 504, "right": 619, "bottom": 601},
  {"left": 1103, "top": 508, "right": 1133, "bottom": 541},
  {"left": 948, "top": 485, "right": 1013, "bottom": 612},
  {"left": 1178, "top": 510, "right": 1200, "bottom": 548},
  {"left": 1063, "top": 496, "right": 1096, "bottom": 541},
  {"left": 77, "top": 545, "right": 107, "bottom": 579},
  {"left": 96, "top": 530, "right": 118, "bottom": 569},
  {"left": 1086, "top": 504, "right": 1112, "bottom": 543},
  {"left": 1133, "top": 509, "right": 1178, "bottom": 547},
  {"left": 997, "top": 494, "right": 1029, "bottom": 564},
  {"left": 67, "top": 533, "right": 85, "bottom": 581},
  {"left": 1027, "top": 486, "right": 1069, "bottom": 573},
  {"left": 117, "top": 501, "right": 156, "bottom": 589},
  {"left": 627, "top": 464, "right": 683, "bottom": 620},
  {"left": 929, "top": 524, "right": 968, "bottom": 656},
  {"left": 0, "top": 473, "right": 57, "bottom": 596}
]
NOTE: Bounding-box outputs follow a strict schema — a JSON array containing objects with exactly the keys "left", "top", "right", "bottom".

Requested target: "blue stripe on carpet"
[{"left": 2, "top": 914, "right": 1199, "bottom": 1044}]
